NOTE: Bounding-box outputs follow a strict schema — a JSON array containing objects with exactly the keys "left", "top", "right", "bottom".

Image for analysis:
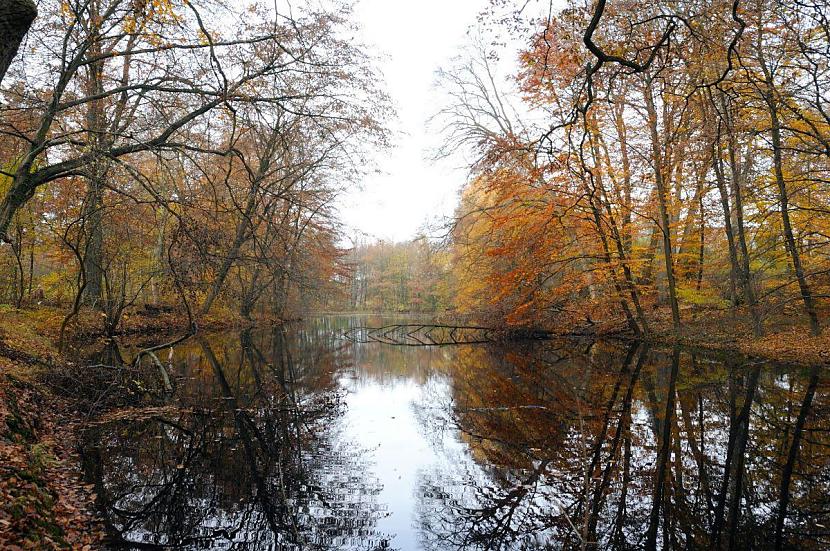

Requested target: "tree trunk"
[
  {"left": 81, "top": 176, "right": 105, "bottom": 306},
  {"left": 769, "top": 98, "right": 821, "bottom": 335},
  {"left": 712, "top": 144, "right": 740, "bottom": 310},
  {"left": 719, "top": 91, "right": 764, "bottom": 336},
  {"left": 80, "top": 5, "right": 107, "bottom": 307},
  {"left": 696, "top": 191, "right": 705, "bottom": 291},
  {"left": 0, "top": 0, "right": 37, "bottom": 85},
  {"left": 0, "top": 175, "right": 33, "bottom": 243},
  {"left": 587, "top": 115, "right": 650, "bottom": 334},
  {"left": 199, "top": 181, "right": 260, "bottom": 316},
  {"left": 612, "top": 95, "right": 634, "bottom": 253},
  {"left": 643, "top": 77, "right": 681, "bottom": 333},
  {"left": 677, "top": 162, "right": 706, "bottom": 281},
  {"left": 755, "top": 27, "right": 821, "bottom": 335}
]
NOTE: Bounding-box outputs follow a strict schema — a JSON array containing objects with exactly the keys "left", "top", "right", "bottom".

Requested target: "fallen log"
[{"left": 341, "top": 324, "right": 551, "bottom": 346}]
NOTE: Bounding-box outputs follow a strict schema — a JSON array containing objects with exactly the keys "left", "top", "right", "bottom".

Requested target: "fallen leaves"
[{"left": 0, "top": 375, "right": 106, "bottom": 549}]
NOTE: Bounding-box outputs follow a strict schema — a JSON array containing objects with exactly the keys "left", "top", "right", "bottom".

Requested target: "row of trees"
[
  {"left": 323, "top": 238, "right": 450, "bottom": 313},
  {"left": 442, "top": 0, "right": 830, "bottom": 336},
  {"left": 0, "top": 0, "right": 389, "bottom": 333}
]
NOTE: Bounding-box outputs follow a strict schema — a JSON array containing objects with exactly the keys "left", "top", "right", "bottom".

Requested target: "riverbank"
[
  {"left": 0, "top": 307, "right": 100, "bottom": 548},
  {"left": 551, "top": 304, "right": 830, "bottom": 367},
  {"left": 0, "top": 304, "right": 246, "bottom": 548},
  {"left": 315, "top": 306, "right": 830, "bottom": 366},
  {"left": 0, "top": 372, "right": 104, "bottom": 549}
]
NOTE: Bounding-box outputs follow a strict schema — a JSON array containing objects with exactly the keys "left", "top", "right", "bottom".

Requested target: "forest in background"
[{"left": 322, "top": 239, "right": 450, "bottom": 313}]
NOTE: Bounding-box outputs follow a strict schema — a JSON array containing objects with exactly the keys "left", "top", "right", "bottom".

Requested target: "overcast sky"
[{"left": 337, "top": 0, "right": 492, "bottom": 244}]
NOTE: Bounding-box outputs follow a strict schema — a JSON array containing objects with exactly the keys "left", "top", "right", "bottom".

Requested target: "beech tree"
[
  {"left": 0, "top": 0, "right": 391, "bottom": 333},
  {"left": 440, "top": 0, "right": 830, "bottom": 336}
]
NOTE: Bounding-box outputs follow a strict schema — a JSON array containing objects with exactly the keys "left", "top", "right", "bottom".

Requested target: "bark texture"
[{"left": 0, "top": 0, "right": 37, "bottom": 85}]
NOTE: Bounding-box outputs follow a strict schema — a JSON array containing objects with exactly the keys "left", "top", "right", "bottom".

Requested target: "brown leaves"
[{"left": 0, "top": 375, "right": 106, "bottom": 549}]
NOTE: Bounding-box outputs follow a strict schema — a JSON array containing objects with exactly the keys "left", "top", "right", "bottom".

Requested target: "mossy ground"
[{"left": 0, "top": 375, "right": 104, "bottom": 549}]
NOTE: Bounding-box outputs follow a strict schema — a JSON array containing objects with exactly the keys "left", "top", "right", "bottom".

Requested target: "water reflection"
[
  {"left": 418, "top": 342, "right": 830, "bottom": 550},
  {"left": 83, "top": 325, "right": 390, "bottom": 549},
  {"left": 82, "top": 317, "right": 830, "bottom": 550}
]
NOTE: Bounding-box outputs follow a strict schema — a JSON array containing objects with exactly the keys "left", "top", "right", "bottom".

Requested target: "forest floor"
[
  {"left": 0, "top": 304, "right": 243, "bottom": 549},
  {"left": 576, "top": 303, "right": 830, "bottom": 366}
]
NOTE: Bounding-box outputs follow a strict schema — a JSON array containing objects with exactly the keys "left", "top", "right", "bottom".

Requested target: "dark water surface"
[{"left": 81, "top": 316, "right": 830, "bottom": 550}]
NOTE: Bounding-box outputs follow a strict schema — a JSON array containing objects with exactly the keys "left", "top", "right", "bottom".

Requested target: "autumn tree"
[
  {"left": 0, "top": 0, "right": 391, "bottom": 334},
  {"left": 439, "top": 0, "right": 830, "bottom": 337}
]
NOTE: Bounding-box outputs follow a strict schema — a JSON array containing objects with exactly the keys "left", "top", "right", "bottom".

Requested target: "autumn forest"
[{"left": 1, "top": 0, "right": 830, "bottom": 549}]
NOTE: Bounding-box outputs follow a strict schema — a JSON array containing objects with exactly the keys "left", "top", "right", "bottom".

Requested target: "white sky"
[{"left": 337, "top": 0, "right": 492, "bottom": 244}]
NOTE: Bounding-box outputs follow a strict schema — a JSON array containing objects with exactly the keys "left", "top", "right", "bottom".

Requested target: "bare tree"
[{"left": 0, "top": 0, "right": 329, "bottom": 242}]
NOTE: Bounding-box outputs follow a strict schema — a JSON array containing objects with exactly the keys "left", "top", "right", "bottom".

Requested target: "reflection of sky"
[{"left": 339, "top": 369, "right": 460, "bottom": 549}]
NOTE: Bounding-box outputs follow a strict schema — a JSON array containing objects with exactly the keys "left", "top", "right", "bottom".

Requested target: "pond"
[{"left": 81, "top": 315, "right": 830, "bottom": 550}]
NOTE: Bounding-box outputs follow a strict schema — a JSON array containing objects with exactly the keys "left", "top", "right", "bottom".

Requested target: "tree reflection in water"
[
  {"left": 82, "top": 326, "right": 392, "bottom": 549},
  {"left": 416, "top": 341, "right": 830, "bottom": 550},
  {"left": 81, "top": 318, "right": 830, "bottom": 550}
]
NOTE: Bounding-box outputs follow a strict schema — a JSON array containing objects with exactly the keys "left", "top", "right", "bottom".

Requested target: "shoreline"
[
  {"left": 0, "top": 305, "right": 256, "bottom": 548},
  {"left": 552, "top": 307, "right": 830, "bottom": 368}
]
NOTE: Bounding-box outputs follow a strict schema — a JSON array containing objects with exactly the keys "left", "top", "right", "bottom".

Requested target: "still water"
[{"left": 81, "top": 315, "right": 830, "bottom": 550}]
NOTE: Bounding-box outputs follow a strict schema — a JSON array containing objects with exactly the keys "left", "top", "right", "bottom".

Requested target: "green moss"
[
  {"left": 3, "top": 384, "right": 37, "bottom": 444},
  {"left": 5, "top": 475, "right": 66, "bottom": 546},
  {"left": 1, "top": 374, "right": 68, "bottom": 546},
  {"left": 30, "top": 443, "right": 57, "bottom": 474},
  {"left": 677, "top": 286, "right": 730, "bottom": 308}
]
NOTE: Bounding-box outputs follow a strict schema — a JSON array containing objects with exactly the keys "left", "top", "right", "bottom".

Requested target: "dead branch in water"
[{"left": 341, "top": 324, "right": 551, "bottom": 346}]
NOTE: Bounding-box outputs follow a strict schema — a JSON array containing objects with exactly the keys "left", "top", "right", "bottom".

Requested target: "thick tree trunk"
[
  {"left": 81, "top": 176, "right": 105, "bottom": 306},
  {"left": 0, "top": 0, "right": 37, "bottom": 85},
  {"left": 81, "top": 28, "right": 107, "bottom": 307},
  {"left": 0, "top": 174, "right": 33, "bottom": 243},
  {"left": 83, "top": 51, "right": 108, "bottom": 308}
]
